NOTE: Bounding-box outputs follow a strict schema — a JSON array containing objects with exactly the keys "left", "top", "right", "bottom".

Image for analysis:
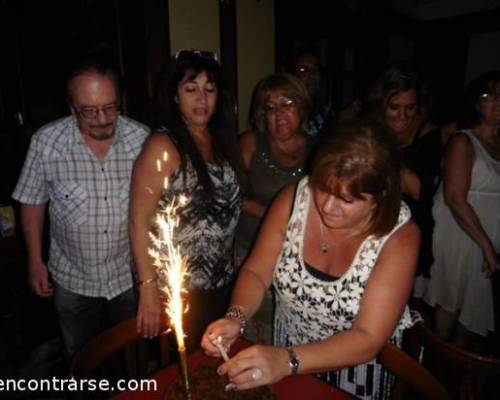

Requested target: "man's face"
[
  {"left": 293, "top": 53, "right": 321, "bottom": 100},
  {"left": 69, "top": 72, "right": 119, "bottom": 141}
]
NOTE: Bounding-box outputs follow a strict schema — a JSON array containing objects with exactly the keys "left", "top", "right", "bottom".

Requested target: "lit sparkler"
[{"left": 148, "top": 152, "right": 191, "bottom": 398}]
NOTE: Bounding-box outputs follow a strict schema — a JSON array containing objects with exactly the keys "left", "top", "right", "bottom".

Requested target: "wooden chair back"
[
  {"left": 379, "top": 342, "right": 450, "bottom": 400},
  {"left": 413, "top": 321, "right": 500, "bottom": 399},
  {"left": 70, "top": 316, "right": 174, "bottom": 397}
]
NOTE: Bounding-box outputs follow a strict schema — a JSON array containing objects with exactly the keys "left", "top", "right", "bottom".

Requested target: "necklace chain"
[
  {"left": 318, "top": 216, "right": 363, "bottom": 253},
  {"left": 319, "top": 221, "right": 329, "bottom": 253}
]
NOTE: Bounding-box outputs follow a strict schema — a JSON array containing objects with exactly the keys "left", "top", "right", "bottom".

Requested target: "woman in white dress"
[
  {"left": 424, "top": 71, "right": 500, "bottom": 348},
  {"left": 201, "top": 121, "right": 419, "bottom": 399}
]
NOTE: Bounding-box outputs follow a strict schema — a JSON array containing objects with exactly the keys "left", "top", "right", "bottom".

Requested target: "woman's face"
[
  {"left": 265, "top": 91, "right": 302, "bottom": 140},
  {"left": 313, "top": 181, "right": 376, "bottom": 231},
  {"left": 176, "top": 71, "right": 217, "bottom": 130},
  {"left": 478, "top": 83, "right": 500, "bottom": 126},
  {"left": 384, "top": 89, "right": 418, "bottom": 140}
]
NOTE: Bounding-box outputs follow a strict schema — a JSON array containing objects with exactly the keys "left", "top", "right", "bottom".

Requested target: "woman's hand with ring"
[
  {"left": 251, "top": 367, "right": 263, "bottom": 381},
  {"left": 216, "top": 345, "right": 290, "bottom": 391}
]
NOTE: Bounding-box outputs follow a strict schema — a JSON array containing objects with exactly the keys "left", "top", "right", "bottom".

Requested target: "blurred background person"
[
  {"left": 129, "top": 50, "right": 245, "bottom": 350},
  {"left": 234, "top": 73, "right": 312, "bottom": 344},
  {"left": 424, "top": 71, "right": 500, "bottom": 349},
  {"left": 366, "top": 63, "right": 443, "bottom": 301},
  {"left": 291, "top": 49, "right": 361, "bottom": 139},
  {"left": 203, "top": 122, "right": 419, "bottom": 399},
  {"left": 291, "top": 50, "right": 328, "bottom": 138}
]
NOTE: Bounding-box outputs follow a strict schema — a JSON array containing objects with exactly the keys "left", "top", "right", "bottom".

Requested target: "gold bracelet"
[{"left": 138, "top": 277, "right": 157, "bottom": 286}]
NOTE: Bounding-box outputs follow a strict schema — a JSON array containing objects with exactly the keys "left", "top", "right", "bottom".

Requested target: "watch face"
[{"left": 287, "top": 347, "right": 300, "bottom": 374}]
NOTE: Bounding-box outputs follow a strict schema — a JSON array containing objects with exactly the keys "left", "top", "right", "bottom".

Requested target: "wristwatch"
[{"left": 286, "top": 346, "right": 300, "bottom": 375}]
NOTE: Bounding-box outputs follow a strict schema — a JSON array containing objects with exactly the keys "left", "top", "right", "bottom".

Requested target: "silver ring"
[{"left": 251, "top": 367, "right": 263, "bottom": 381}]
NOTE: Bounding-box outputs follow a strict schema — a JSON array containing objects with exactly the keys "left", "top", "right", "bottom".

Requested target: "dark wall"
[
  {"left": 0, "top": 0, "right": 170, "bottom": 202},
  {"left": 274, "top": 1, "right": 500, "bottom": 123},
  {"left": 417, "top": 9, "right": 500, "bottom": 124},
  {"left": 0, "top": 0, "right": 170, "bottom": 132}
]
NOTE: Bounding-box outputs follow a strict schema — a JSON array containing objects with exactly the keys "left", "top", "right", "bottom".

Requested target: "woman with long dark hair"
[{"left": 129, "top": 50, "right": 245, "bottom": 349}]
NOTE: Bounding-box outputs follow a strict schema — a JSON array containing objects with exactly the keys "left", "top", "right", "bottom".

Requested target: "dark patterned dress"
[
  {"left": 158, "top": 158, "right": 241, "bottom": 288},
  {"left": 273, "top": 177, "right": 415, "bottom": 399}
]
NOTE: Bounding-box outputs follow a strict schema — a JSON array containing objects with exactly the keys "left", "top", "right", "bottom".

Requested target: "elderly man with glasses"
[{"left": 12, "top": 57, "right": 149, "bottom": 359}]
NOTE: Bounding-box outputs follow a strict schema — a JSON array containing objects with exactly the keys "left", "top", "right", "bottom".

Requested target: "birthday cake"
[{"left": 164, "top": 365, "right": 277, "bottom": 400}]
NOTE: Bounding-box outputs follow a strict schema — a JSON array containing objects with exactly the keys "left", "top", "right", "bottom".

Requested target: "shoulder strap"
[
  {"left": 413, "top": 119, "right": 427, "bottom": 143},
  {"left": 288, "top": 176, "right": 309, "bottom": 223},
  {"left": 289, "top": 180, "right": 301, "bottom": 218},
  {"left": 377, "top": 202, "right": 411, "bottom": 249}
]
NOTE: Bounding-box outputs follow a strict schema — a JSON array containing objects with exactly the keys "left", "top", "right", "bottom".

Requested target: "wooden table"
[{"left": 114, "top": 340, "right": 355, "bottom": 400}]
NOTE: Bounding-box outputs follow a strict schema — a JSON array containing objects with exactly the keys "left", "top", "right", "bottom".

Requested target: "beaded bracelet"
[
  {"left": 225, "top": 305, "right": 247, "bottom": 336},
  {"left": 138, "top": 277, "right": 157, "bottom": 287}
]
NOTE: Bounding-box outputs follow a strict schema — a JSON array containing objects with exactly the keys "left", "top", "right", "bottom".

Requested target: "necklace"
[
  {"left": 259, "top": 151, "right": 304, "bottom": 178},
  {"left": 319, "top": 220, "right": 329, "bottom": 253},
  {"left": 318, "top": 217, "right": 363, "bottom": 253}
]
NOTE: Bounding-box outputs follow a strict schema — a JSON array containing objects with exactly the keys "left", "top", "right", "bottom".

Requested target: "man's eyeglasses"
[
  {"left": 480, "top": 92, "right": 500, "bottom": 102},
  {"left": 174, "top": 49, "right": 218, "bottom": 62},
  {"left": 76, "top": 103, "right": 119, "bottom": 120},
  {"left": 264, "top": 97, "right": 295, "bottom": 115}
]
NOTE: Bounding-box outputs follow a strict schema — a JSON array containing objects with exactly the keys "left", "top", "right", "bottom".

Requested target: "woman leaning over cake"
[
  {"left": 202, "top": 121, "right": 419, "bottom": 399},
  {"left": 129, "top": 50, "right": 245, "bottom": 349}
]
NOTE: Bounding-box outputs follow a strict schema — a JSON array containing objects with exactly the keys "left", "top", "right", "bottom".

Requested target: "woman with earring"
[
  {"left": 129, "top": 50, "right": 245, "bottom": 349},
  {"left": 202, "top": 121, "right": 419, "bottom": 399}
]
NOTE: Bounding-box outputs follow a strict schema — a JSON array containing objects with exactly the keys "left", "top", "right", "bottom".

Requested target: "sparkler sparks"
[
  {"left": 148, "top": 152, "right": 191, "bottom": 396},
  {"left": 148, "top": 193, "right": 189, "bottom": 349}
]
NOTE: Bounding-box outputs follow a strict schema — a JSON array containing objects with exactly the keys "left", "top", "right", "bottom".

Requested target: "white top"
[{"left": 425, "top": 129, "right": 500, "bottom": 336}]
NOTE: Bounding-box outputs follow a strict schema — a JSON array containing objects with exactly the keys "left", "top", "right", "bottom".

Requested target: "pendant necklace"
[
  {"left": 318, "top": 216, "right": 363, "bottom": 254},
  {"left": 319, "top": 219, "right": 329, "bottom": 253}
]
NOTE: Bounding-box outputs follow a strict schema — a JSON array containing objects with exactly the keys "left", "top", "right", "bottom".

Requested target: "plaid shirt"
[{"left": 12, "top": 115, "right": 149, "bottom": 299}]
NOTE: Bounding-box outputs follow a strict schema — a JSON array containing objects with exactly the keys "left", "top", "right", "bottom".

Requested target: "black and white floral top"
[{"left": 273, "top": 176, "right": 414, "bottom": 400}]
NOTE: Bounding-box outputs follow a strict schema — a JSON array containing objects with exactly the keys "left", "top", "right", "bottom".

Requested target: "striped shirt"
[{"left": 12, "top": 115, "right": 149, "bottom": 299}]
